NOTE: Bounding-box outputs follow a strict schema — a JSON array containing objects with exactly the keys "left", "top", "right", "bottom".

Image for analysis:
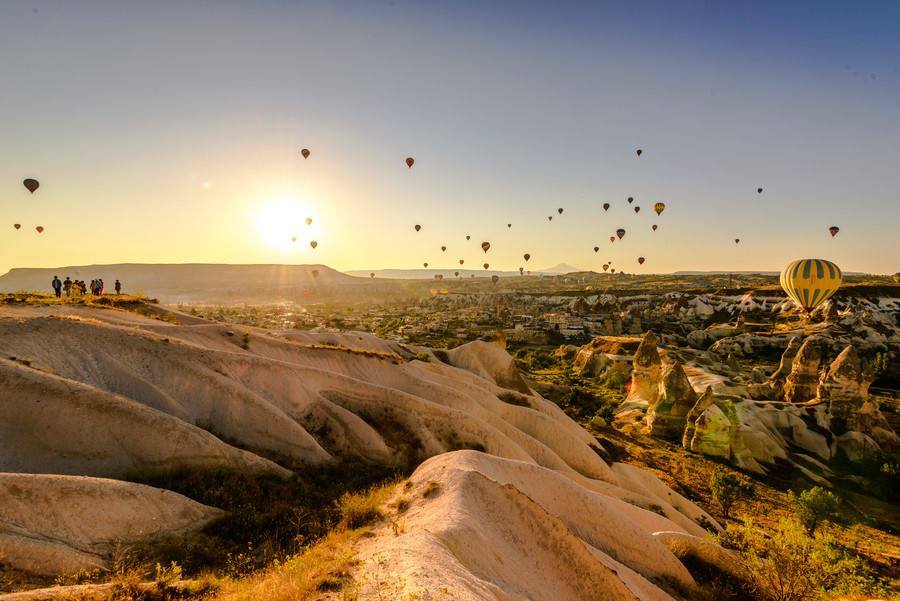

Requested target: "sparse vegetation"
[
  {"left": 788, "top": 486, "right": 843, "bottom": 536},
  {"left": 710, "top": 468, "right": 755, "bottom": 520}
]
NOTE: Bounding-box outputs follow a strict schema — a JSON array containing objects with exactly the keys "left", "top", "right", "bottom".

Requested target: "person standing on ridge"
[
  {"left": 98, "top": 279, "right": 105, "bottom": 296},
  {"left": 63, "top": 277, "right": 72, "bottom": 297},
  {"left": 114, "top": 279, "right": 122, "bottom": 295},
  {"left": 51, "top": 276, "right": 62, "bottom": 298}
]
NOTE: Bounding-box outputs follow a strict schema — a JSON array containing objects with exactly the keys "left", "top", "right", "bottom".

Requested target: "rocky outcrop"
[
  {"left": 645, "top": 361, "right": 698, "bottom": 440},
  {"left": 624, "top": 332, "right": 661, "bottom": 409},
  {"left": 682, "top": 387, "right": 715, "bottom": 449},
  {"left": 769, "top": 336, "right": 802, "bottom": 399},
  {"left": 783, "top": 338, "right": 823, "bottom": 403},
  {"left": 818, "top": 345, "right": 898, "bottom": 459}
]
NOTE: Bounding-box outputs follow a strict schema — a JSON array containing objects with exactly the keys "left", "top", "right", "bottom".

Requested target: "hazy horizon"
[{"left": 2, "top": 1, "right": 899, "bottom": 276}]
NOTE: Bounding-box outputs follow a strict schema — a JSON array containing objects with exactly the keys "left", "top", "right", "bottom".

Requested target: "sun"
[{"left": 258, "top": 198, "right": 315, "bottom": 250}]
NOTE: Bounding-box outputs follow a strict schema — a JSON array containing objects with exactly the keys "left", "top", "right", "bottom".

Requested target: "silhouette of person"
[
  {"left": 51, "top": 276, "right": 62, "bottom": 298},
  {"left": 63, "top": 277, "right": 72, "bottom": 297},
  {"left": 115, "top": 279, "right": 122, "bottom": 295}
]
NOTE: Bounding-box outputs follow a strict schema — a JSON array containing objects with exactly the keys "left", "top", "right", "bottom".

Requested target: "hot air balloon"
[
  {"left": 593, "top": 246, "right": 599, "bottom": 253},
  {"left": 370, "top": 273, "right": 375, "bottom": 278},
  {"left": 548, "top": 216, "right": 553, "bottom": 221},
  {"left": 491, "top": 275, "right": 499, "bottom": 284},
  {"left": 483, "top": 263, "right": 489, "bottom": 270},
  {"left": 616, "top": 228, "right": 626, "bottom": 239},
  {"left": 558, "top": 208, "right": 563, "bottom": 214},
  {"left": 310, "top": 240, "right": 318, "bottom": 249},
  {"left": 301, "top": 148, "right": 310, "bottom": 159},
  {"left": 441, "top": 246, "right": 447, "bottom": 252},
  {"left": 523, "top": 253, "right": 531, "bottom": 261},
  {"left": 35, "top": 226, "right": 44, "bottom": 233},
  {"left": 454, "top": 271, "right": 460, "bottom": 277},
  {"left": 627, "top": 197, "right": 634, "bottom": 204},
  {"left": 507, "top": 223, "right": 512, "bottom": 228},
  {"left": 406, "top": 157, "right": 415, "bottom": 168},
  {"left": 652, "top": 224, "right": 658, "bottom": 231},
  {"left": 519, "top": 267, "right": 524, "bottom": 275},
  {"left": 757, "top": 188, "right": 763, "bottom": 194},
  {"left": 481, "top": 241, "right": 490, "bottom": 253},
  {"left": 828, "top": 226, "right": 840, "bottom": 237},
  {"left": 291, "top": 236, "right": 297, "bottom": 242},
  {"left": 638, "top": 257, "right": 645, "bottom": 265},
  {"left": 635, "top": 149, "right": 642, "bottom": 157},
  {"left": 609, "top": 236, "right": 616, "bottom": 243},
  {"left": 603, "top": 203, "right": 610, "bottom": 211},
  {"left": 634, "top": 206, "right": 641, "bottom": 214},
  {"left": 23, "top": 179, "right": 39, "bottom": 193},
  {"left": 306, "top": 217, "right": 313, "bottom": 226},
  {"left": 654, "top": 202, "right": 665, "bottom": 215},
  {"left": 734, "top": 239, "right": 740, "bottom": 244},
  {"left": 459, "top": 259, "right": 465, "bottom": 265},
  {"left": 602, "top": 264, "right": 609, "bottom": 271},
  {"left": 13, "top": 224, "right": 20, "bottom": 230},
  {"left": 466, "top": 235, "right": 471, "bottom": 240},
  {"left": 611, "top": 268, "right": 616, "bottom": 273},
  {"left": 423, "top": 262, "right": 428, "bottom": 268},
  {"left": 414, "top": 224, "right": 421, "bottom": 232},
  {"left": 312, "top": 269, "right": 319, "bottom": 278},
  {"left": 780, "top": 259, "right": 842, "bottom": 312}
]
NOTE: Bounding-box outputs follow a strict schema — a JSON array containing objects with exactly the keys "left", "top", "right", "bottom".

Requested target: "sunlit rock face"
[
  {"left": 783, "top": 338, "right": 823, "bottom": 404},
  {"left": 623, "top": 332, "right": 661, "bottom": 412},
  {"left": 645, "top": 361, "right": 698, "bottom": 440},
  {"left": 819, "top": 345, "right": 899, "bottom": 460}
]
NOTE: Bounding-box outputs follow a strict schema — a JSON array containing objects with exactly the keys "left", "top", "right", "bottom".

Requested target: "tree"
[
  {"left": 710, "top": 468, "right": 754, "bottom": 519},
  {"left": 788, "top": 486, "right": 841, "bottom": 535}
]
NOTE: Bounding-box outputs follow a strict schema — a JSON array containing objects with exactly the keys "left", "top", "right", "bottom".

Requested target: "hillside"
[{"left": 0, "top": 264, "right": 357, "bottom": 302}]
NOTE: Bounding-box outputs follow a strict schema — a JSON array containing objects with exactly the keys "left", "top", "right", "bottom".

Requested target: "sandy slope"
[{"left": 1, "top": 303, "right": 720, "bottom": 593}]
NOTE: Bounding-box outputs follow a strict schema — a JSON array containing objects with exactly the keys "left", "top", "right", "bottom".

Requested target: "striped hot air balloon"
[{"left": 780, "top": 259, "right": 842, "bottom": 312}]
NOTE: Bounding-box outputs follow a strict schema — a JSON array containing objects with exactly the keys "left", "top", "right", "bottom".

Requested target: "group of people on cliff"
[{"left": 51, "top": 276, "right": 121, "bottom": 298}]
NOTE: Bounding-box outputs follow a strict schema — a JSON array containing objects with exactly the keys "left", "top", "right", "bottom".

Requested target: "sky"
[{"left": 1, "top": 0, "right": 899, "bottom": 276}]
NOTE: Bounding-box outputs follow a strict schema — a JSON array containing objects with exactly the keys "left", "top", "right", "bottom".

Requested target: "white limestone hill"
[
  {"left": 0, "top": 301, "right": 720, "bottom": 589},
  {"left": 352, "top": 451, "right": 722, "bottom": 601},
  {"left": 0, "top": 473, "right": 222, "bottom": 577}
]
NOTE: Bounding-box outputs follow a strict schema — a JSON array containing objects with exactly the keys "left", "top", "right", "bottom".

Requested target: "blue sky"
[{"left": 1, "top": 0, "right": 898, "bottom": 274}]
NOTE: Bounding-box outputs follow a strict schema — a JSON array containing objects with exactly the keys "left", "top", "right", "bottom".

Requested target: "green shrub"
[
  {"left": 710, "top": 468, "right": 754, "bottom": 519},
  {"left": 787, "top": 486, "right": 841, "bottom": 535}
]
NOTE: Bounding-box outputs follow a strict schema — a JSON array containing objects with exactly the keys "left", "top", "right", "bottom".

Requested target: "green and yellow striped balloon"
[{"left": 780, "top": 259, "right": 842, "bottom": 311}]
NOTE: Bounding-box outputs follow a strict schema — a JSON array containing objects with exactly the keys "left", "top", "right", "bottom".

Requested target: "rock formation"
[
  {"left": 623, "top": 331, "right": 661, "bottom": 410},
  {"left": 782, "top": 337, "right": 823, "bottom": 403},
  {"left": 768, "top": 335, "right": 802, "bottom": 399},
  {"left": 645, "top": 361, "right": 698, "bottom": 440}
]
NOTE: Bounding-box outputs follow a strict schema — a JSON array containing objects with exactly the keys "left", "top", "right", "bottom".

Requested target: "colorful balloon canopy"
[
  {"left": 483, "top": 263, "right": 489, "bottom": 270},
  {"left": 548, "top": 216, "right": 553, "bottom": 221},
  {"left": 609, "top": 236, "right": 616, "bottom": 243},
  {"left": 602, "top": 203, "right": 610, "bottom": 211},
  {"left": 310, "top": 240, "right": 318, "bottom": 249},
  {"left": 306, "top": 217, "right": 313, "bottom": 226},
  {"left": 406, "top": 157, "right": 415, "bottom": 168},
  {"left": 370, "top": 273, "right": 375, "bottom": 278},
  {"left": 301, "top": 148, "right": 310, "bottom": 159},
  {"left": 507, "top": 223, "right": 512, "bottom": 228},
  {"left": 291, "top": 236, "right": 297, "bottom": 242},
  {"left": 652, "top": 224, "right": 658, "bottom": 231},
  {"left": 593, "top": 246, "right": 599, "bottom": 252},
  {"left": 519, "top": 267, "right": 524, "bottom": 275},
  {"left": 638, "top": 257, "right": 645, "bottom": 265},
  {"left": 35, "top": 226, "right": 44, "bottom": 233},
  {"left": 616, "top": 228, "right": 626, "bottom": 239},
  {"left": 441, "top": 246, "right": 447, "bottom": 251},
  {"left": 423, "top": 262, "right": 428, "bottom": 268},
  {"left": 23, "top": 179, "right": 39, "bottom": 193},
  {"left": 459, "top": 259, "right": 464, "bottom": 265},
  {"left": 13, "top": 224, "right": 21, "bottom": 230},
  {"left": 523, "top": 253, "right": 531, "bottom": 261},
  {"left": 780, "top": 259, "right": 842, "bottom": 312},
  {"left": 734, "top": 238, "right": 740, "bottom": 244},
  {"left": 602, "top": 264, "right": 609, "bottom": 271},
  {"left": 828, "top": 226, "right": 840, "bottom": 237},
  {"left": 466, "top": 235, "right": 470, "bottom": 240},
  {"left": 654, "top": 202, "right": 665, "bottom": 215},
  {"left": 481, "top": 241, "right": 490, "bottom": 253},
  {"left": 414, "top": 224, "right": 421, "bottom": 232}
]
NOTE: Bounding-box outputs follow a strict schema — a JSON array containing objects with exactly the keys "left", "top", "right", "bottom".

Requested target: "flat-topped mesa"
[
  {"left": 783, "top": 337, "right": 823, "bottom": 404},
  {"left": 645, "top": 360, "right": 699, "bottom": 440},
  {"left": 624, "top": 331, "right": 662, "bottom": 407}
]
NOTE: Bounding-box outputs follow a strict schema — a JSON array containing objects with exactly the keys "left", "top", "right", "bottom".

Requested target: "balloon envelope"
[
  {"left": 306, "top": 217, "right": 312, "bottom": 226},
  {"left": 602, "top": 203, "right": 610, "bottom": 211},
  {"left": 638, "top": 257, "right": 645, "bottom": 265},
  {"left": 654, "top": 202, "right": 665, "bottom": 215},
  {"left": 780, "top": 259, "right": 842, "bottom": 311},
  {"left": 627, "top": 197, "right": 633, "bottom": 204},
  {"left": 652, "top": 224, "right": 658, "bottom": 231},
  {"left": 635, "top": 149, "right": 642, "bottom": 156},
  {"left": 491, "top": 275, "right": 499, "bottom": 284},
  {"left": 481, "top": 242, "right": 490, "bottom": 253},
  {"left": 414, "top": 224, "right": 421, "bottom": 232},
  {"left": 483, "top": 263, "right": 489, "bottom": 270},
  {"left": 406, "top": 157, "right": 415, "bottom": 168},
  {"left": 301, "top": 148, "right": 310, "bottom": 159},
  {"left": 13, "top": 224, "right": 20, "bottom": 230},
  {"left": 523, "top": 253, "right": 530, "bottom": 261},
  {"left": 35, "top": 226, "right": 44, "bottom": 233},
  {"left": 634, "top": 206, "right": 640, "bottom": 213},
  {"left": 616, "top": 228, "right": 626, "bottom": 239},
  {"left": 441, "top": 246, "right": 447, "bottom": 251},
  {"left": 828, "top": 226, "right": 840, "bottom": 237},
  {"left": 557, "top": 208, "right": 563, "bottom": 214},
  {"left": 23, "top": 179, "right": 39, "bottom": 193},
  {"left": 310, "top": 240, "right": 318, "bottom": 249},
  {"left": 593, "top": 246, "right": 599, "bottom": 252}
]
